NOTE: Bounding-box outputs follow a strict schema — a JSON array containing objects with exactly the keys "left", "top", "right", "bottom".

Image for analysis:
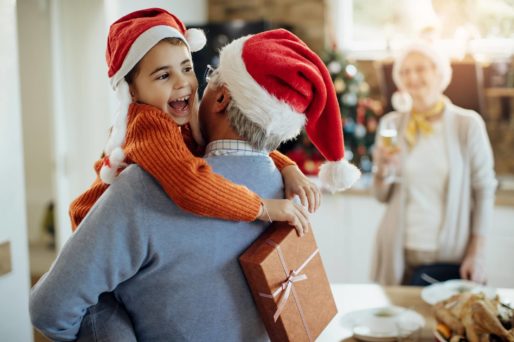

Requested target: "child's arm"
[
  {"left": 69, "top": 159, "right": 109, "bottom": 231},
  {"left": 182, "top": 114, "right": 319, "bottom": 214},
  {"left": 269, "top": 151, "right": 321, "bottom": 213},
  {"left": 125, "top": 107, "right": 310, "bottom": 237}
]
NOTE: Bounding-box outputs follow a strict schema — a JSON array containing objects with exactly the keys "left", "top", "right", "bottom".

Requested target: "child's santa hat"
[
  {"left": 217, "top": 29, "right": 360, "bottom": 192},
  {"left": 391, "top": 41, "right": 452, "bottom": 113},
  {"left": 100, "top": 8, "right": 206, "bottom": 184}
]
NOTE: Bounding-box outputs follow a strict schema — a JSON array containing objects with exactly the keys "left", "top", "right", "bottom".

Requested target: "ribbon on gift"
[{"left": 258, "top": 239, "right": 319, "bottom": 341}]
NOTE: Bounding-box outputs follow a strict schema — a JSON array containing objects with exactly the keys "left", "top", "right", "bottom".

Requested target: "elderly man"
[{"left": 30, "top": 29, "right": 357, "bottom": 341}]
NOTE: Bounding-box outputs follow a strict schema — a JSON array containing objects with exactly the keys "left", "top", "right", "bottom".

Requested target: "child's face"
[{"left": 130, "top": 40, "right": 198, "bottom": 125}]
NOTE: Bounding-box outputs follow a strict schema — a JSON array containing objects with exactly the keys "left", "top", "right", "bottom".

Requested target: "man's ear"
[{"left": 213, "top": 86, "right": 231, "bottom": 113}]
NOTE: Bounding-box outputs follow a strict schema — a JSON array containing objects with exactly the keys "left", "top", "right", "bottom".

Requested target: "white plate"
[
  {"left": 421, "top": 279, "right": 497, "bottom": 305},
  {"left": 340, "top": 306, "right": 425, "bottom": 342}
]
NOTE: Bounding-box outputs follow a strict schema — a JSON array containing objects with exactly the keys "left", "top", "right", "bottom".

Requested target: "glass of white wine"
[{"left": 379, "top": 123, "right": 400, "bottom": 184}]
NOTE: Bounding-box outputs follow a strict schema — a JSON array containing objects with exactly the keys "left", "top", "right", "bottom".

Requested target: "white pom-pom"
[
  {"left": 318, "top": 160, "right": 361, "bottom": 193},
  {"left": 185, "top": 28, "right": 206, "bottom": 52},
  {"left": 99, "top": 148, "right": 125, "bottom": 184},
  {"left": 391, "top": 91, "right": 413, "bottom": 113},
  {"left": 110, "top": 147, "right": 125, "bottom": 165},
  {"left": 100, "top": 164, "right": 116, "bottom": 184}
]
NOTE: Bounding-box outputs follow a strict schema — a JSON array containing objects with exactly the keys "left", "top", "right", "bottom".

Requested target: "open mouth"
[{"left": 168, "top": 95, "right": 191, "bottom": 117}]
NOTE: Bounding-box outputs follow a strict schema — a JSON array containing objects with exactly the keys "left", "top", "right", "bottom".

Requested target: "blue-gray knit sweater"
[{"left": 30, "top": 154, "right": 283, "bottom": 341}]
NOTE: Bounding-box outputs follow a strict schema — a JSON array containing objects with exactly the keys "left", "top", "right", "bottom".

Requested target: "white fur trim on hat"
[
  {"left": 217, "top": 35, "right": 306, "bottom": 141},
  {"left": 392, "top": 42, "right": 452, "bottom": 93},
  {"left": 319, "top": 160, "right": 361, "bottom": 192},
  {"left": 185, "top": 28, "right": 207, "bottom": 52},
  {"left": 110, "top": 25, "right": 193, "bottom": 89},
  {"left": 391, "top": 91, "right": 413, "bottom": 113},
  {"left": 100, "top": 80, "right": 131, "bottom": 184}
]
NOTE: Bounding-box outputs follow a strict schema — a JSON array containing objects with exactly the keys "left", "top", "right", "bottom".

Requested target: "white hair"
[
  {"left": 392, "top": 41, "right": 452, "bottom": 93},
  {"left": 209, "top": 73, "right": 285, "bottom": 151}
]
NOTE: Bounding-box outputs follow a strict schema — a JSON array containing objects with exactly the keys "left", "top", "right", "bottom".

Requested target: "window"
[{"left": 334, "top": 0, "right": 514, "bottom": 59}]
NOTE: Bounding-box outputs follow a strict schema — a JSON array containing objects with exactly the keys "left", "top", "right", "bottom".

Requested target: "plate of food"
[
  {"left": 433, "top": 292, "right": 514, "bottom": 342},
  {"left": 340, "top": 306, "right": 425, "bottom": 341},
  {"left": 421, "top": 279, "right": 497, "bottom": 305}
]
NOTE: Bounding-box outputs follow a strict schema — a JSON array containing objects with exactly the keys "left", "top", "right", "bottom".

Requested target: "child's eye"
[
  {"left": 184, "top": 66, "right": 193, "bottom": 73},
  {"left": 156, "top": 72, "right": 169, "bottom": 80}
]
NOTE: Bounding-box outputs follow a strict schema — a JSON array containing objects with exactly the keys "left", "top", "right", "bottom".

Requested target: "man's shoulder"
[
  {"left": 118, "top": 164, "right": 151, "bottom": 180},
  {"left": 111, "top": 164, "right": 158, "bottom": 196}
]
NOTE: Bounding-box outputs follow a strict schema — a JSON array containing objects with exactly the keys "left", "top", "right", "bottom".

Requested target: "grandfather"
[{"left": 30, "top": 29, "right": 357, "bottom": 341}]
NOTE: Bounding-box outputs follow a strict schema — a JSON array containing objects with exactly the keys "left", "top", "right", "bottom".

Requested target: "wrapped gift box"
[{"left": 239, "top": 222, "right": 337, "bottom": 341}]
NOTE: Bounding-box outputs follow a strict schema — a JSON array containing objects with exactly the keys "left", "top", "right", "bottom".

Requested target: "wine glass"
[{"left": 378, "top": 122, "right": 400, "bottom": 184}]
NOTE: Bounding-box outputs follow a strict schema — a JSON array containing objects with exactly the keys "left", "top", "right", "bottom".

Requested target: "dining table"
[{"left": 317, "top": 283, "right": 514, "bottom": 342}]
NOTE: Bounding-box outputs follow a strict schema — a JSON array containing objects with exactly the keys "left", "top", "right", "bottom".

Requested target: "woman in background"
[{"left": 371, "top": 41, "right": 497, "bottom": 286}]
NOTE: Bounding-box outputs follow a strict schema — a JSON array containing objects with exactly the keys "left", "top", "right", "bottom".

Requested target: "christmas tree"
[{"left": 282, "top": 48, "right": 383, "bottom": 175}]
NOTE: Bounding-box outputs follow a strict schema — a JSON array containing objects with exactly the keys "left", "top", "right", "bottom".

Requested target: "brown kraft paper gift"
[{"left": 239, "top": 222, "right": 337, "bottom": 341}]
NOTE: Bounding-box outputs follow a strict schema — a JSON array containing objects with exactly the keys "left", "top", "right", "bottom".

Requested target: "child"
[
  {"left": 70, "top": 8, "right": 320, "bottom": 239},
  {"left": 66, "top": 8, "right": 322, "bottom": 340}
]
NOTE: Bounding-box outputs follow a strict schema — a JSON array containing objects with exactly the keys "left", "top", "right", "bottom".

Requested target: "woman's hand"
[
  {"left": 281, "top": 165, "right": 321, "bottom": 213},
  {"left": 460, "top": 235, "right": 487, "bottom": 284},
  {"left": 372, "top": 144, "right": 401, "bottom": 178},
  {"left": 259, "top": 199, "right": 311, "bottom": 237}
]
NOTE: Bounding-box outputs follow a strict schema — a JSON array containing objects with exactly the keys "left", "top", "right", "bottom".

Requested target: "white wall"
[
  {"left": 17, "top": 0, "right": 54, "bottom": 244},
  {"left": 104, "top": 0, "right": 206, "bottom": 25},
  {"left": 0, "top": 0, "right": 33, "bottom": 340},
  {"left": 50, "top": 0, "right": 112, "bottom": 249}
]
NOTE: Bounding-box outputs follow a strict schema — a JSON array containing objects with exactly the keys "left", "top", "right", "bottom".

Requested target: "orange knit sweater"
[{"left": 69, "top": 103, "right": 294, "bottom": 231}]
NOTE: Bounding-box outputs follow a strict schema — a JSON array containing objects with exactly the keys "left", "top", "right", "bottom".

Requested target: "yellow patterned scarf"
[{"left": 405, "top": 100, "right": 445, "bottom": 148}]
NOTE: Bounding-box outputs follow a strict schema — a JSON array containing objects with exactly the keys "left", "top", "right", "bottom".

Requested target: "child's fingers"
[
  {"left": 285, "top": 189, "right": 295, "bottom": 200},
  {"left": 288, "top": 214, "right": 304, "bottom": 237},
  {"left": 311, "top": 187, "right": 318, "bottom": 213},
  {"left": 297, "top": 187, "right": 308, "bottom": 208},
  {"left": 305, "top": 186, "right": 316, "bottom": 213},
  {"left": 294, "top": 202, "right": 310, "bottom": 235},
  {"left": 314, "top": 187, "right": 321, "bottom": 211}
]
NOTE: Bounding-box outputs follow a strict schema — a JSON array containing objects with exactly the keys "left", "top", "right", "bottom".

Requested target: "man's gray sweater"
[{"left": 30, "top": 154, "right": 283, "bottom": 341}]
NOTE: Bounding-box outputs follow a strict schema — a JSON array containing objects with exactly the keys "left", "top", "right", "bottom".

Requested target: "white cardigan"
[{"left": 370, "top": 98, "right": 497, "bottom": 285}]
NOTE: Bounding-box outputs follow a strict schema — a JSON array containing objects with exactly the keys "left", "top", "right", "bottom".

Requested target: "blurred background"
[{"left": 1, "top": 0, "right": 514, "bottom": 340}]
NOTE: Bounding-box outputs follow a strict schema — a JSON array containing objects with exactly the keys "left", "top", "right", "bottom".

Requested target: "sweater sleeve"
[
  {"left": 467, "top": 114, "right": 497, "bottom": 236},
  {"left": 269, "top": 150, "right": 295, "bottom": 171},
  {"left": 69, "top": 159, "right": 109, "bottom": 231},
  {"left": 124, "top": 108, "right": 262, "bottom": 221}
]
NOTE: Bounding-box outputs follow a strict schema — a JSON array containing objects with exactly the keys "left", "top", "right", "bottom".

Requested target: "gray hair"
[{"left": 210, "top": 72, "right": 283, "bottom": 151}]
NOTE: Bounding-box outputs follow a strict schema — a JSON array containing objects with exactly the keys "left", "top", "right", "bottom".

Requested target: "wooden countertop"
[{"left": 319, "top": 284, "right": 514, "bottom": 342}]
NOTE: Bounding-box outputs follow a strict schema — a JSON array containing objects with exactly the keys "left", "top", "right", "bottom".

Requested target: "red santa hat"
[
  {"left": 217, "top": 29, "right": 360, "bottom": 191},
  {"left": 391, "top": 41, "right": 452, "bottom": 113},
  {"left": 100, "top": 8, "right": 206, "bottom": 184}
]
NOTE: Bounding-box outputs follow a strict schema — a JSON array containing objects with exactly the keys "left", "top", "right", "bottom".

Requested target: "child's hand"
[
  {"left": 281, "top": 165, "right": 321, "bottom": 213},
  {"left": 259, "top": 199, "right": 311, "bottom": 237}
]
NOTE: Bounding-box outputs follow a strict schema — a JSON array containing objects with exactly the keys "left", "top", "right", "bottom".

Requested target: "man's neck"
[
  {"left": 204, "top": 139, "right": 268, "bottom": 157},
  {"left": 208, "top": 130, "right": 242, "bottom": 142}
]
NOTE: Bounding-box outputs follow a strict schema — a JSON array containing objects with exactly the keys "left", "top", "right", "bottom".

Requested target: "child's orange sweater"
[{"left": 69, "top": 103, "right": 294, "bottom": 231}]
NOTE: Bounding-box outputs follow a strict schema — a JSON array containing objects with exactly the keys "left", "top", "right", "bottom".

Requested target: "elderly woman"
[{"left": 370, "top": 42, "right": 497, "bottom": 286}]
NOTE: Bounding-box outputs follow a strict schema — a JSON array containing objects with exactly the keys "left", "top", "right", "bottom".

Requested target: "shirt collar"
[{"left": 204, "top": 139, "right": 269, "bottom": 157}]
